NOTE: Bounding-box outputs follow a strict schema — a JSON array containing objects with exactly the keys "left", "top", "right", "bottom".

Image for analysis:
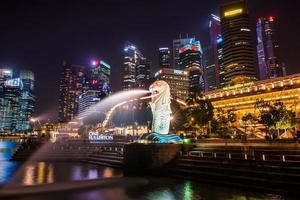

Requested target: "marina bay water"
[{"left": 0, "top": 140, "right": 294, "bottom": 200}]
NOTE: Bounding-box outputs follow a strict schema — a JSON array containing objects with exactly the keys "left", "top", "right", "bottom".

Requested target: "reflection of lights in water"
[
  {"left": 37, "top": 162, "right": 46, "bottom": 184},
  {"left": 47, "top": 164, "right": 54, "bottom": 184},
  {"left": 183, "top": 181, "right": 193, "bottom": 200},
  {"left": 146, "top": 189, "right": 176, "bottom": 200},
  {"left": 102, "top": 168, "right": 113, "bottom": 178},
  {"left": 72, "top": 166, "right": 82, "bottom": 180},
  {"left": 22, "top": 162, "right": 54, "bottom": 185},
  {"left": 22, "top": 164, "right": 35, "bottom": 185},
  {"left": 88, "top": 169, "right": 99, "bottom": 179}
]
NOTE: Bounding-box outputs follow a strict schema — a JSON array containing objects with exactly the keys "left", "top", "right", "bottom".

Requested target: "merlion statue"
[{"left": 149, "top": 80, "right": 171, "bottom": 134}]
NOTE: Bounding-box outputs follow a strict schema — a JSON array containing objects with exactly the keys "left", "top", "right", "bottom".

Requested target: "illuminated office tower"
[
  {"left": 204, "top": 14, "right": 222, "bottom": 91},
  {"left": 204, "top": 46, "right": 217, "bottom": 91},
  {"left": 154, "top": 68, "right": 189, "bottom": 101},
  {"left": 122, "top": 41, "right": 143, "bottom": 90},
  {"left": 122, "top": 41, "right": 150, "bottom": 90},
  {"left": 173, "top": 37, "right": 196, "bottom": 69},
  {"left": 16, "top": 70, "right": 35, "bottom": 132},
  {"left": 78, "top": 90, "right": 102, "bottom": 119},
  {"left": 158, "top": 47, "right": 171, "bottom": 68},
  {"left": 220, "top": 0, "right": 257, "bottom": 85},
  {"left": 136, "top": 58, "right": 151, "bottom": 89},
  {"left": 0, "top": 69, "right": 35, "bottom": 134},
  {"left": 89, "top": 59, "right": 111, "bottom": 96},
  {"left": 217, "top": 35, "right": 226, "bottom": 87},
  {"left": 0, "top": 69, "right": 23, "bottom": 134},
  {"left": 179, "top": 40, "right": 204, "bottom": 96},
  {"left": 78, "top": 59, "right": 112, "bottom": 118},
  {"left": 58, "top": 62, "right": 85, "bottom": 123},
  {"left": 0, "top": 69, "right": 13, "bottom": 96},
  {"left": 257, "top": 16, "right": 284, "bottom": 80}
]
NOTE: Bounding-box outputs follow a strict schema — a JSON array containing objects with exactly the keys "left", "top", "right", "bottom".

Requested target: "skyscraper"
[
  {"left": 78, "top": 59, "right": 111, "bottom": 120},
  {"left": 89, "top": 60, "right": 111, "bottom": 96},
  {"left": 123, "top": 41, "right": 143, "bottom": 90},
  {"left": 136, "top": 57, "right": 151, "bottom": 89},
  {"left": 173, "top": 37, "right": 196, "bottom": 69},
  {"left": 217, "top": 35, "right": 226, "bottom": 87},
  {"left": 122, "top": 41, "right": 150, "bottom": 90},
  {"left": 155, "top": 68, "right": 189, "bottom": 101},
  {"left": 16, "top": 70, "right": 35, "bottom": 132},
  {"left": 220, "top": 0, "right": 257, "bottom": 85},
  {"left": 58, "top": 62, "right": 85, "bottom": 123},
  {"left": 158, "top": 47, "right": 171, "bottom": 68},
  {"left": 204, "top": 46, "right": 217, "bottom": 91},
  {"left": 257, "top": 16, "right": 284, "bottom": 80},
  {"left": 78, "top": 90, "right": 102, "bottom": 119},
  {"left": 204, "top": 14, "right": 221, "bottom": 91},
  {"left": 179, "top": 40, "right": 204, "bottom": 96},
  {"left": 0, "top": 69, "right": 35, "bottom": 134}
]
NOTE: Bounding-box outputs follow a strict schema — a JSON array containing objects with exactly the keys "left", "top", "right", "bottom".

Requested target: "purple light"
[{"left": 92, "top": 60, "right": 99, "bottom": 66}]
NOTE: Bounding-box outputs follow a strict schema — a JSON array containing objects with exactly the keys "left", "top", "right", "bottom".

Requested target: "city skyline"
[{"left": 0, "top": 0, "right": 299, "bottom": 120}]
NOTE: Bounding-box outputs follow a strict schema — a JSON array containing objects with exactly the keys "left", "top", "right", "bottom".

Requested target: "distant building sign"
[
  {"left": 88, "top": 132, "right": 113, "bottom": 141},
  {"left": 174, "top": 69, "right": 183, "bottom": 75},
  {"left": 4, "top": 78, "right": 23, "bottom": 88}
]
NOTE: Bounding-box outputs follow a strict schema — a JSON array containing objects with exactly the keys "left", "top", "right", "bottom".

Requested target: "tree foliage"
[
  {"left": 183, "top": 91, "right": 214, "bottom": 134},
  {"left": 255, "top": 99, "right": 296, "bottom": 132},
  {"left": 213, "top": 108, "right": 237, "bottom": 137}
]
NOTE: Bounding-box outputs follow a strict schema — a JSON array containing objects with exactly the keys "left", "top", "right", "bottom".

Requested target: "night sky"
[{"left": 0, "top": 0, "right": 299, "bottom": 121}]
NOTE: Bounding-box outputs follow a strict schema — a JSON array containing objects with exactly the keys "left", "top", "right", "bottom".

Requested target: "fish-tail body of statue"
[{"left": 149, "top": 80, "right": 171, "bottom": 134}]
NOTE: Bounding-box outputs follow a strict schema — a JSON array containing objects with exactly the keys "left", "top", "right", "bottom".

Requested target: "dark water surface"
[{"left": 0, "top": 140, "right": 297, "bottom": 200}]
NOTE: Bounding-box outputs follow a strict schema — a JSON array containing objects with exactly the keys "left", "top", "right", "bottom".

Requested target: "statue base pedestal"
[{"left": 123, "top": 143, "right": 182, "bottom": 171}]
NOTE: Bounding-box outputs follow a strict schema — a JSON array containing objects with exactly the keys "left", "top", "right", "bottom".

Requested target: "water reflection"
[
  {"left": 10, "top": 162, "right": 123, "bottom": 186},
  {"left": 21, "top": 162, "right": 54, "bottom": 185},
  {"left": 0, "top": 140, "right": 21, "bottom": 184},
  {"left": 123, "top": 177, "right": 292, "bottom": 200},
  {"left": 0, "top": 140, "right": 296, "bottom": 200},
  {"left": 183, "top": 181, "right": 193, "bottom": 200},
  {"left": 146, "top": 189, "right": 176, "bottom": 200}
]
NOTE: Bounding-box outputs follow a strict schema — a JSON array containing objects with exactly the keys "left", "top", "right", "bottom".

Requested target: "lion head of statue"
[{"left": 149, "top": 80, "right": 171, "bottom": 105}]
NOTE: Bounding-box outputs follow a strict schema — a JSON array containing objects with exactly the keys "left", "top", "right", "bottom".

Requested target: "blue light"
[
  {"left": 100, "top": 60, "right": 111, "bottom": 69},
  {"left": 152, "top": 133, "right": 183, "bottom": 143},
  {"left": 211, "top": 14, "right": 221, "bottom": 22},
  {"left": 4, "top": 78, "right": 23, "bottom": 89},
  {"left": 159, "top": 47, "right": 169, "bottom": 51},
  {"left": 217, "top": 37, "right": 223, "bottom": 44}
]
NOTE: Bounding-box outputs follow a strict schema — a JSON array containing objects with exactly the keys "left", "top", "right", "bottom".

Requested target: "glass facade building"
[
  {"left": 179, "top": 40, "right": 204, "bottom": 96},
  {"left": 89, "top": 60, "right": 111, "bottom": 96},
  {"left": 58, "top": 62, "right": 85, "bottom": 123},
  {"left": 122, "top": 41, "right": 150, "bottom": 90},
  {"left": 204, "top": 14, "right": 222, "bottom": 91},
  {"left": 16, "top": 70, "right": 35, "bottom": 132},
  {"left": 173, "top": 37, "right": 195, "bottom": 69},
  {"left": 257, "top": 16, "right": 284, "bottom": 80},
  {"left": 220, "top": 0, "right": 257, "bottom": 86},
  {"left": 77, "top": 59, "right": 111, "bottom": 119},
  {"left": 0, "top": 69, "right": 35, "bottom": 134},
  {"left": 158, "top": 47, "right": 171, "bottom": 68},
  {"left": 154, "top": 68, "right": 189, "bottom": 101},
  {"left": 136, "top": 57, "right": 151, "bottom": 89}
]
